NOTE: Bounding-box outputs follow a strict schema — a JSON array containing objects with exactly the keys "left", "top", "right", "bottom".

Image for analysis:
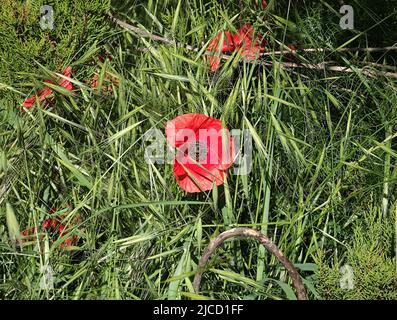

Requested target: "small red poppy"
[
  {"left": 22, "top": 81, "right": 53, "bottom": 109},
  {"left": 206, "top": 31, "right": 237, "bottom": 72},
  {"left": 59, "top": 66, "right": 73, "bottom": 91},
  {"left": 20, "top": 226, "right": 39, "bottom": 243},
  {"left": 206, "top": 25, "right": 266, "bottom": 72},
  {"left": 42, "top": 217, "right": 60, "bottom": 232},
  {"left": 22, "top": 66, "right": 74, "bottom": 110},
  {"left": 166, "top": 113, "right": 235, "bottom": 193},
  {"left": 20, "top": 211, "right": 81, "bottom": 251},
  {"left": 234, "top": 24, "right": 267, "bottom": 61}
]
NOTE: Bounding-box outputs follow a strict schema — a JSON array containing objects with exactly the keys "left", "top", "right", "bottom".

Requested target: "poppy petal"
[
  {"left": 206, "top": 31, "right": 237, "bottom": 71},
  {"left": 215, "top": 132, "right": 236, "bottom": 170},
  {"left": 22, "top": 95, "right": 36, "bottom": 108},
  {"left": 207, "top": 55, "right": 222, "bottom": 72},
  {"left": 174, "top": 162, "right": 226, "bottom": 193},
  {"left": 166, "top": 113, "right": 223, "bottom": 147},
  {"left": 235, "top": 25, "right": 266, "bottom": 61},
  {"left": 59, "top": 66, "right": 73, "bottom": 91},
  {"left": 207, "top": 31, "right": 236, "bottom": 53},
  {"left": 63, "top": 66, "right": 72, "bottom": 78},
  {"left": 168, "top": 113, "right": 235, "bottom": 193}
]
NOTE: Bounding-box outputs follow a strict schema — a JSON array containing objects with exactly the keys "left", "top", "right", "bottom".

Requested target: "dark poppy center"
[{"left": 188, "top": 140, "right": 208, "bottom": 162}]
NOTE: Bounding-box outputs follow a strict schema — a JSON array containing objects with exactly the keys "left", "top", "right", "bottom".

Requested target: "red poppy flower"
[
  {"left": 59, "top": 66, "right": 73, "bottom": 91},
  {"left": 58, "top": 223, "right": 77, "bottom": 250},
  {"left": 22, "top": 66, "right": 73, "bottom": 110},
  {"left": 60, "top": 234, "right": 79, "bottom": 250},
  {"left": 19, "top": 211, "right": 81, "bottom": 251},
  {"left": 42, "top": 217, "right": 61, "bottom": 233},
  {"left": 206, "top": 31, "right": 237, "bottom": 72},
  {"left": 20, "top": 226, "right": 39, "bottom": 243},
  {"left": 234, "top": 24, "right": 267, "bottom": 61},
  {"left": 206, "top": 25, "right": 267, "bottom": 71},
  {"left": 166, "top": 113, "right": 235, "bottom": 193},
  {"left": 20, "top": 217, "right": 60, "bottom": 244},
  {"left": 22, "top": 81, "right": 53, "bottom": 109}
]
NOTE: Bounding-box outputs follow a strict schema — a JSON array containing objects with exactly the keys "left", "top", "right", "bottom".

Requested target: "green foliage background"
[
  {"left": 0, "top": 0, "right": 111, "bottom": 102},
  {"left": 0, "top": 0, "right": 396, "bottom": 300},
  {"left": 316, "top": 208, "right": 397, "bottom": 299}
]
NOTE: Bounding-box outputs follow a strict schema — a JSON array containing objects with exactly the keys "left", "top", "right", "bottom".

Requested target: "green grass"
[{"left": 0, "top": 0, "right": 396, "bottom": 299}]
